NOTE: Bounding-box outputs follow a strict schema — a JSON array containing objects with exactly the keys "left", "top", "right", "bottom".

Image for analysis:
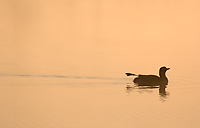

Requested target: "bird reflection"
[
  {"left": 125, "top": 66, "right": 170, "bottom": 100},
  {"left": 159, "top": 84, "right": 167, "bottom": 96},
  {"left": 126, "top": 84, "right": 169, "bottom": 100}
]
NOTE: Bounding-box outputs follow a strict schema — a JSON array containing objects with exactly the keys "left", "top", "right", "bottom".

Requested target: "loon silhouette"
[{"left": 126, "top": 66, "right": 170, "bottom": 86}]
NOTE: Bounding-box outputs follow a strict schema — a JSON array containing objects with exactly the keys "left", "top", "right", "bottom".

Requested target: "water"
[
  {"left": 0, "top": 68, "right": 200, "bottom": 128},
  {"left": 1, "top": 0, "right": 200, "bottom": 128}
]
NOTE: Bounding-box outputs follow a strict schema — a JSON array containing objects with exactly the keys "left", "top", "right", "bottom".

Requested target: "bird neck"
[{"left": 159, "top": 72, "right": 166, "bottom": 78}]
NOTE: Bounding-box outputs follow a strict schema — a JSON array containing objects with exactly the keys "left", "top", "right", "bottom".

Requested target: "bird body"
[
  {"left": 133, "top": 75, "right": 160, "bottom": 86},
  {"left": 126, "top": 66, "right": 170, "bottom": 86}
]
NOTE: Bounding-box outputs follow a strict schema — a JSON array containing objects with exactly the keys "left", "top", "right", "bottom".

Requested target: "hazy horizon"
[
  {"left": 0, "top": 0, "right": 200, "bottom": 77},
  {"left": 0, "top": 0, "right": 200, "bottom": 128}
]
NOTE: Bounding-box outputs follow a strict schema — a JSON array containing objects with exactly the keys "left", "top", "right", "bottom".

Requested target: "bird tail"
[{"left": 125, "top": 73, "right": 136, "bottom": 76}]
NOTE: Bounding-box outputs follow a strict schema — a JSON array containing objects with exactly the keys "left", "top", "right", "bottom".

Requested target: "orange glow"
[{"left": 0, "top": 0, "right": 200, "bottom": 128}]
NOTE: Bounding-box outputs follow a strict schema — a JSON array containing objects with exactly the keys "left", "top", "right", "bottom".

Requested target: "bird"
[{"left": 126, "top": 66, "right": 170, "bottom": 86}]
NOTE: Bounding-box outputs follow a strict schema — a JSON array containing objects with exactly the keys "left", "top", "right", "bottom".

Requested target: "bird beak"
[{"left": 166, "top": 68, "right": 170, "bottom": 70}]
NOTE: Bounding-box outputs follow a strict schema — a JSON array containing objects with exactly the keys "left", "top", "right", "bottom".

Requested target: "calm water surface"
[
  {"left": 1, "top": 0, "right": 200, "bottom": 127},
  {"left": 0, "top": 67, "right": 200, "bottom": 128}
]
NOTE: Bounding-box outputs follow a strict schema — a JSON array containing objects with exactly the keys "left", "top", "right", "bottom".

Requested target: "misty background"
[{"left": 0, "top": 0, "right": 200, "bottom": 78}]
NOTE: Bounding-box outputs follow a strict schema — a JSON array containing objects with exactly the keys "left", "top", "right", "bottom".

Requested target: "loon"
[{"left": 126, "top": 66, "right": 170, "bottom": 86}]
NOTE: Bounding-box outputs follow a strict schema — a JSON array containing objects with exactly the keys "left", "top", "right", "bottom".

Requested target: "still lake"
[
  {"left": 1, "top": 0, "right": 200, "bottom": 127},
  {"left": 0, "top": 62, "right": 200, "bottom": 128}
]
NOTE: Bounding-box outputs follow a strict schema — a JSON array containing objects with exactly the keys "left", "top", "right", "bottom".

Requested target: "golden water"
[{"left": 0, "top": 0, "right": 200, "bottom": 128}]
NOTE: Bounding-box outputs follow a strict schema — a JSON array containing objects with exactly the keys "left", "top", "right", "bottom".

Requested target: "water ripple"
[{"left": 0, "top": 73, "right": 126, "bottom": 80}]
